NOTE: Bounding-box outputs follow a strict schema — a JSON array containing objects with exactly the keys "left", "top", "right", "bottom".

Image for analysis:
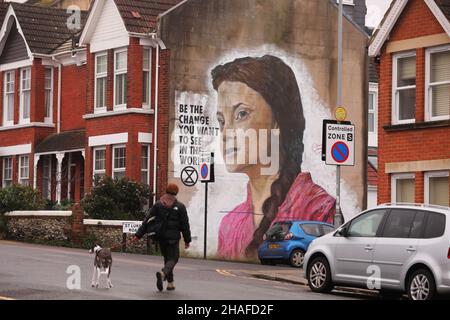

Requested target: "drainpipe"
[
  {"left": 152, "top": 44, "right": 160, "bottom": 204},
  {"left": 57, "top": 63, "right": 62, "bottom": 134}
]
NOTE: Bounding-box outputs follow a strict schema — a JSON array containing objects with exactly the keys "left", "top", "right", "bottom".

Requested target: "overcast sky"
[{"left": 366, "top": 0, "right": 393, "bottom": 28}]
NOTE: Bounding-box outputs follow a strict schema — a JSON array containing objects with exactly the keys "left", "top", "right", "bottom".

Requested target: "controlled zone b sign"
[{"left": 325, "top": 122, "right": 355, "bottom": 166}]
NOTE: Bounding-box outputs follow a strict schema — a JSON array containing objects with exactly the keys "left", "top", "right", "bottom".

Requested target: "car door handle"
[
  {"left": 406, "top": 247, "right": 416, "bottom": 253},
  {"left": 365, "top": 245, "right": 374, "bottom": 251}
]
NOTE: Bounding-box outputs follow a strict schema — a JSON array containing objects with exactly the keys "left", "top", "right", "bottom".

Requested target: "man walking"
[{"left": 134, "top": 183, "right": 191, "bottom": 291}]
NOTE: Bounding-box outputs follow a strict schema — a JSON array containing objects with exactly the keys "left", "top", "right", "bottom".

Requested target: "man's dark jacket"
[{"left": 135, "top": 194, "right": 191, "bottom": 243}]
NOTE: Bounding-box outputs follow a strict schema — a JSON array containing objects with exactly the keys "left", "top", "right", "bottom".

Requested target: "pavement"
[{"left": 0, "top": 240, "right": 379, "bottom": 300}]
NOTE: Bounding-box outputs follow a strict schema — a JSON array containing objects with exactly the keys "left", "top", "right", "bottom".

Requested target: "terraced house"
[
  {"left": 0, "top": 0, "right": 180, "bottom": 204},
  {"left": 369, "top": 0, "right": 450, "bottom": 207}
]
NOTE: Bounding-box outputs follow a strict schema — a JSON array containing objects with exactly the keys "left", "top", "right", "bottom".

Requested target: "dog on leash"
[{"left": 89, "top": 244, "right": 113, "bottom": 289}]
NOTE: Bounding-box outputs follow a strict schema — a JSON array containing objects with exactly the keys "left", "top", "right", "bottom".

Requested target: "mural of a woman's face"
[{"left": 216, "top": 81, "right": 277, "bottom": 174}]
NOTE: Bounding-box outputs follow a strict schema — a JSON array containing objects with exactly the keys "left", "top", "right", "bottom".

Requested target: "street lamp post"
[{"left": 334, "top": 0, "right": 344, "bottom": 227}]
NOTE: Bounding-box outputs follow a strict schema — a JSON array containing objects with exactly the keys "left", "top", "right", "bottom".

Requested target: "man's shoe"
[
  {"left": 156, "top": 272, "right": 164, "bottom": 292},
  {"left": 167, "top": 282, "right": 175, "bottom": 291}
]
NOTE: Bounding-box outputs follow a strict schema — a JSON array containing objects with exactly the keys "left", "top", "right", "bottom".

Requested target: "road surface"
[{"left": 0, "top": 240, "right": 374, "bottom": 300}]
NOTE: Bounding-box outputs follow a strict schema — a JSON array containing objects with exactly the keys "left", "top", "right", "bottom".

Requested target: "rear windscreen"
[{"left": 265, "top": 222, "right": 292, "bottom": 241}]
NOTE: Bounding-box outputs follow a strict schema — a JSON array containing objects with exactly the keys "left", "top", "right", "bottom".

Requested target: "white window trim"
[
  {"left": 94, "top": 52, "right": 107, "bottom": 113},
  {"left": 93, "top": 147, "right": 106, "bottom": 178},
  {"left": 44, "top": 67, "right": 54, "bottom": 123},
  {"left": 112, "top": 144, "right": 126, "bottom": 179},
  {"left": 424, "top": 171, "right": 449, "bottom": 205},
  {"left": 141, "top": 144, "right": 150, "bottom": 185},
  {"left": 391, "top": 173, "right": 415, "bottom": 203},
  {"left": 18, "top": 155, "right": 29, "bottom": 186},
  {"left": 368, "top": 82, "right": 378, "bottom": 148},
  {"left": 392, "top": 52, "right": 416, "bottom": 125},
  {"left": 142, "top": 47, "right": 152, "bottom": 109},
  {"left": 19, "top": 67, "right": 31, "bottom": 124},
  {"left": 2, "top": 156, "right": 13, "bottom": 188},
  {"left": 425, "top": 44, "right": 450, "bottom": 122},
  {"left": 3, "top": 70, "right": 15, "bottom": 127},
  {"left": 113, "top": 48, "right": 127, "bottom": 111}
]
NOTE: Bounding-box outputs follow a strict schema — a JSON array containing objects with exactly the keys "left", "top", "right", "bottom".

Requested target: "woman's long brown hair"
[{"left": 211, "top": 55, "right": 305, "bottom": 258}]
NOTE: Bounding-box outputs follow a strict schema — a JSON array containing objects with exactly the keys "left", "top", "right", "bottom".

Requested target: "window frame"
[
  {"left": 3, "top": 70, "right": 15, "bottom": 127},
  {"left": 142, "top": 47, "right": 152, "bottom": 109},
  {"left": 94, "top": 52, "right": 107, "bottom": 113},
  {"left": 391, "top": 173, "right": 416, "bottom": 204},
  {"left": 141, "top": 144, "right": 150, "bottom": 185},
  {"left": 424, "top": 171, "right": 449, "bottom": 206},
  {"left": 346, "top": 209, "right": 387, "bottom": 238},
  {"left": 44, "top": 67, "right": 54, "bottom": 123},
  {"left": 19, "top": 67, "right": 31, "bottom": 124},
  {"left": 392, "top": 51, "right": 416, "bottom": 125},
  {"left": 2, "top": 156, "right": 13, "bottom": 187},
  {"left": 18, "top": 155, "right": 29, "bottom": 186},
  {"left": 93, "top": 147, "right": 106, "bottom": 181},
  {"left": 425, "top": 45, "right": 450, "bottom": 122},
  {"left": 113, "top": 48, "right": 128, "bottom": 111},
  {"left": 112, "top": 144, "right": 126, "bottom": 180}
]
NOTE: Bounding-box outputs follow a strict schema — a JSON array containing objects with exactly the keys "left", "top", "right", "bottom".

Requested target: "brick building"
[
  {"left": 0, "top": 0, "right": 180, "bottom": 204},
  {"left": 369, "top": 0, "right": 450, "bottom": 207}
]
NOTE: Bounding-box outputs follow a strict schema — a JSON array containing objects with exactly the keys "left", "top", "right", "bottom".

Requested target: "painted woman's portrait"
[{"left": 211, "top": 55, "right": 336, "bottom": 260}]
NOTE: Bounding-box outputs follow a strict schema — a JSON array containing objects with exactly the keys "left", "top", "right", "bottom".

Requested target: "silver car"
[{"left": 304, "top": 203, "right": 450, "bottom": 300}]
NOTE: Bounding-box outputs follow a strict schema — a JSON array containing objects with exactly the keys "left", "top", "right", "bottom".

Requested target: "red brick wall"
[
  {"left": 31, "top": 59, "right": 45, "bottom": 123},
  {"left": 128, "top": 37, "right": 143, "bottom": 109},
  {"left": 390, "top": 0, "right": 445, "bottom": 41},
  {"left": 60, "top": 64, "right": 87, "bottom": 131},
  {"left": 156, "top": 49, "right": 170, "bottom": 199},
  {"left": 377, "top": 0, "right": 450, "bottom": 205},
  {"left": 86, "top": 44, "right": 95, "bottom": 114}
]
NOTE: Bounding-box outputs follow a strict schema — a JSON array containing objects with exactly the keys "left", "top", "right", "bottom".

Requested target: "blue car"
[{"left": 258, "top": 220, "right": 336, "bottom": 268}]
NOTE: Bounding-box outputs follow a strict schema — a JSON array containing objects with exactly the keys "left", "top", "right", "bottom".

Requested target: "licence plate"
[{"left": 269, "top": 244, "right": 280, "bottom": 249}]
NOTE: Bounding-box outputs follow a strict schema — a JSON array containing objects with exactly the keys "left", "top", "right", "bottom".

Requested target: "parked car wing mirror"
[{"left": 336, "top": 227, "right": 348, "bottom": 237}]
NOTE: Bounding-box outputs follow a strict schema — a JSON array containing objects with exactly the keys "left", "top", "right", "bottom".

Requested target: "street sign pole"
[
  {"left": 204, "top": 181, "right": 208, "bottom": 260},
  {"left": 335, "top": 0, "right": 344, "bottom": 227}
]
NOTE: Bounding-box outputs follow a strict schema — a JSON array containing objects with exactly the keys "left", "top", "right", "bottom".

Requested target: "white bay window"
[
  {"left": 2, "top": 157, "right": 13, "bottom": 187},
  {"left": 114, "top": 49, "right": 127, "bottom": 110},
  {"left": 44, "top": 67, "right": 53, "bottom": 122},
  {"left": 20, "top": 68, "right": 31, "bottom": 124},
  {"left": 3, "top": 71, "right": 14, "bottom": 126},
  {"left": 112, "top": 145, "right": 126, "bottom": 180},
  {"left": 426, "top": 46, "right": 450, "bottom": 121},
  {"left": 95, "top": 53, "right": 107, "bottom": 112},
  {"left": 393, "top": 53, "right": 416, "bottom": 124},
  {"left": 143, "top": 48, "right": 152, "bottom": 108}
]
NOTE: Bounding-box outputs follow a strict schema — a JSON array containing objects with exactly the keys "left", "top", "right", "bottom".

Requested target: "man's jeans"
[{"left": 159, "top": 240, "right": 180, "bottom": 283}]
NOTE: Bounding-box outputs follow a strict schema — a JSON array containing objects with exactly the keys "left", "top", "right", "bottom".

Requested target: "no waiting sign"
[{"left": 325, "top": 122, "right": 355, "bottom": 166}]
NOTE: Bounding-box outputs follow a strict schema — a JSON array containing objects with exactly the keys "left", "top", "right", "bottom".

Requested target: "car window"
[
  {"left": 409, "top": 211, "right": 426, "bottom": 238},
  {"left": 347, "top": 209, "right": 386, "bottom": 237},
  {"left": 301, "top": 224, "right": 322, "bottom": 237},
  {"left": 266, "top": 222, "right": 292, "bottom": 241},
  {"left": 322, "top": 225, "right": 336, "bottom": 235},
  {"left": 424, "top": 212, "right": 446, "bottom": 239},
  {"left": 381, "top": 209, "right": 416, "bottom": 238}
]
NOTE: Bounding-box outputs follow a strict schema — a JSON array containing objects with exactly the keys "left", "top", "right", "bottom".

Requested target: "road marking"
[
  {"left": 215, "top": 269, "right": 236, "bottom": 277},
  {"left": 0, "top": 295, "right": 15, "bottom": 300}
]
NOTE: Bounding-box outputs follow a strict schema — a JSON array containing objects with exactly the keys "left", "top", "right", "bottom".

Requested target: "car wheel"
[
  {"left": 260, "top": 259, "right": 276, "bottom": 266},
  {"left": 407, "top": 269, "right": 436, "bottom": 301},
  {"left": 307, "top": 256, "right": 334, "bottom": 293},
  {"left": 289, "top": 249, "right": 305, "bottom": 268}
]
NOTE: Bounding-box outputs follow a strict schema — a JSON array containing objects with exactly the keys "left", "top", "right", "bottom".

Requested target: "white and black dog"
[{"left": 89, "top": 245, "right": 113, "bottom": 289}]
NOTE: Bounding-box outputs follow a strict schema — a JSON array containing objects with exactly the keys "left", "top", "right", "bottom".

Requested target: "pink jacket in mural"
[{"left": 218, "top": 172, "right": 336, "bottom": 260}]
